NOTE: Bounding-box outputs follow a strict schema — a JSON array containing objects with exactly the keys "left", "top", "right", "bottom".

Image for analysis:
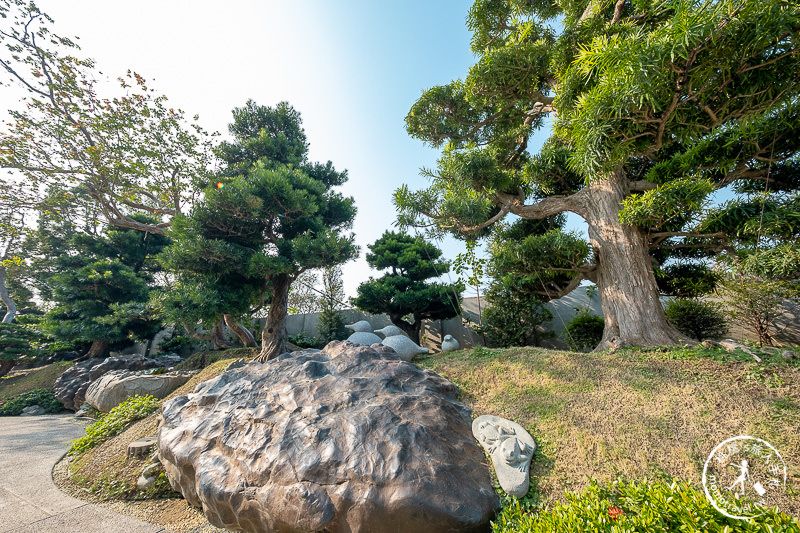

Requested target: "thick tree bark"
[
  {"left": 584, "top": 170, "right": 690, "bottom": 350},
  {"left": 388, "top": 313, "right": 422, "bottom": 344},
  {"left": 84, "top": 339, "right": 110, "bottom": 359},
  {"left": 256, "top": 274, "right": 290, "bottom": 362},
  {"left": 223, "top": 314, "right": 258, "bottom": 348},
  {"left": 0, "top": 359, "right": 15, "bottom": 379},
  {"left": 0, "top": 267, "right": 17, "bottom": 323}
]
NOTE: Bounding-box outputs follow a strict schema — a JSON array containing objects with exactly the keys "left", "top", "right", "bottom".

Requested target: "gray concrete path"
[{"left": 0, "top": 415, "right": 168, "bottom": 533}]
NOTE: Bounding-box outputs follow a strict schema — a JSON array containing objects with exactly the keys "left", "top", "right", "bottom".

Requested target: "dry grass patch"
[
  {"left": 417, "top": 346, "right": 800, "bottom": 516},
  {"left": 0, "top": 361, "right": 73, "bottom": 400}
]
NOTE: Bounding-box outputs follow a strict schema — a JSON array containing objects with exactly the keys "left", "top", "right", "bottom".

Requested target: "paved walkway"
[{"left": 0, "top": 415, "right": 168, "bottom": 533}]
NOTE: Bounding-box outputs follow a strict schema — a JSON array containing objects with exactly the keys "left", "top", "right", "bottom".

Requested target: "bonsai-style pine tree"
[
  {"left": 161, "top": 101, "right": 358, "bottom": 361},
  {"left": 41, "top": 217, "right": 170, "bottom": 358},
  {"left": 352, "top": 231, "right": 463, "bottom": 344},
  {"left": 396, "top": 0, "right": 800, "bottom": 350}
]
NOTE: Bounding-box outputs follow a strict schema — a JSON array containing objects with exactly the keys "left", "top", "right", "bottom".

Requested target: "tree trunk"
[
  {"left": 388, "top": 313, "right": 421, "bottom": 344},
  {"left": 211, "top": 321, "right": 235, "bottom": 350},
  {"left": 0, "top": 359, "right": 15, "bottom": 379},
  {"left": 585, "top": 170, "right": 690, "bottom": 351},
  {"left": 84, "top": 340, "right": 110, "bottom": 359},
  {"left": 223, "top": 314, "right": 258, "bottom": 347},
  {"left": 256, "top": 274, "right": 291, "bottom": 362},
  {"left": 0, "top": 267, "right": 17, "bottom": 323}
]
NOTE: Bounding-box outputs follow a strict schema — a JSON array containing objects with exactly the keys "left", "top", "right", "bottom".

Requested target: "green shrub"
[
  {"left": 664, "top": 298, "right": 728, "bottom": 341},
  {"left": 289, "top": 332, "right": 322, "bottom": 349},
  {"left": 493, "top": 479, "right": 800, "bottom": 533},
  {"left": 68, "top": 395, "right": 159, "bottom": 455},
  {"left": 0, "top": 388, "right": 63, "bottom": 416},
  {"left": 158, "top": 333, "right": 196, "bottom": 354},
  {"left": 563, "top": 313, "right": 604, "bottom": 352}
]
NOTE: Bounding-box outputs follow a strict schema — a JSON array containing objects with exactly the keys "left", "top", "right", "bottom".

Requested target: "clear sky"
[{"left": 3, "top": 1, "right": 567, "bottom": 298}]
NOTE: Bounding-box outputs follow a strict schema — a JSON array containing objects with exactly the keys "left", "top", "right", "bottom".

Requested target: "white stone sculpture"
[
  {"left": 381, "top": 335, "right": 429, "bottom": 362},
  {"left": 441, "top": 334, "right": 460, "bottom": 353},
  {"left": 346, "top": 331, "right": 383, "bottom": 346},
  {"left": 374, "top": 325, "right": 405, "bottom": 338},
  {"left": 345, "top": 321, "right": 373, "bottom": 333},
  {"left": 472, "top": 414, "right": 536, "bottom": 497}
]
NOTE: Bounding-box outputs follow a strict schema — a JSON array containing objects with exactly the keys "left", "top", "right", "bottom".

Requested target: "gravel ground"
[{"left": 52, "top": 454, "right": 232, "bottom": 533}]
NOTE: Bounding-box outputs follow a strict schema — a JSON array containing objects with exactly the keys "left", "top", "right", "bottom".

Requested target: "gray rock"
[
  {"left": 224, "top": 358, "right": 247, "bottom": 372},
  {"left": 85, "top": 369, "right": 196, "bottom": 413},
  {"left": 381, "top": 334, "right": 429, "bottom": 361},
  {"left": 74, "top": 403, "right": 96, "bottom": 418},
  {"left": 346, "top": 331, "right": 383, "bottom": 345},
  {"left": 159, "top": 341, "right": 498, "bottom": 533},
  {"left": 137, "top": 463, "right": 163, "bottom": 490},
  {"left": 441, "top": 334, "right": 460, "bottom": 353},
  {"left": 54, "top": 354, "right": 178, "bottom": 411},
  {"left": 782, "top": 350, "right": 797, "bottom": 360},
  {"left": 472, "top": 415, "right": 536, "bottom": 498},
  {"left": 20, "top": 405, "right": 46, "bottom": 416}
]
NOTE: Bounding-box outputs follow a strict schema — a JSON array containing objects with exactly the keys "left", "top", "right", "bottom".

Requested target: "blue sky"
[{"left": 4, "top": 0, "right": 569, "bottom": 298}]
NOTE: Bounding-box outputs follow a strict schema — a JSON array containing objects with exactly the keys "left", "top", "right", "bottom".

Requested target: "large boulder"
[
  {"left": 85, "top": 369, "right": 197, "bottom": 413},
  {"left": 159, "top": 341, "right": 498, "bottom": 533},
  {"left": 54, "top": 354, "right": 174, "bottom": 411}
]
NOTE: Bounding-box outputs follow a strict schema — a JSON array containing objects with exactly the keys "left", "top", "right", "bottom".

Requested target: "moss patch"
[
  {"left": 0, "top": 361, "right": 73, "bottom": 401},
  {"left": 175, "top": 348, "right": 256, "bottom": 370}
]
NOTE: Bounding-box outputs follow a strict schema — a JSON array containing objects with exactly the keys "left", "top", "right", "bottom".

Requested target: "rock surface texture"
[
  {"left": 159, "top": 341, "right": 498, "bottom": 533},
  {"left": 54, "top": 354, "right": 176, "bottom": 411},
  {"left": 85, "top": 369, "right": 196, "bottom": 412},
  {"left": 472, "top": 415, "right": 536, "bottom": 498}
]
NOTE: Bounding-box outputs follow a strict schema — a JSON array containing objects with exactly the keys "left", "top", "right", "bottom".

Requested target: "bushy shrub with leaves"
[
  {"left": 0, "top": 388, "right": 62, "bottom": 416},
  {"left": 563, "top": 313, "right": 604, "bottom": 352},
  {"left": 289, "top": 332, "right": 322, "bottom": 349},
  {"left": 664, "top": 298, "right": 728, "bottom": 341},
  {"left": 68, "top": 395, "right": 159, "bottom": 455},
  {"left": 492, "top": 479, "right": 799, "bottom": 533}
]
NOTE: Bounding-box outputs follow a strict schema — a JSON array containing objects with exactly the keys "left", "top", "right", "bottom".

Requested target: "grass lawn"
[
  {"left": 416, "top": 344, "right": 800, "bottom": 518},
  {"left": 0, "top": 361, "right": 73, "bottom": 401}
]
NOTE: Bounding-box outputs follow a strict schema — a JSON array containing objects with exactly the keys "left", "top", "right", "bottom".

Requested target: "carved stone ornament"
[{"left": 472, "top": 414, "right": 536, "bottom": 497}]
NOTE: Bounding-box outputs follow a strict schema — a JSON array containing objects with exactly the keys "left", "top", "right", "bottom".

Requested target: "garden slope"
[{"left": 416, "top": 346, "right": 800, "bottom": 517}]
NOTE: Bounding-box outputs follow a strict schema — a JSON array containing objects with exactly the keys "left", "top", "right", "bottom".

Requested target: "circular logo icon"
[{"left": 703, "top": 436, "right": 787, "bottom": 519}]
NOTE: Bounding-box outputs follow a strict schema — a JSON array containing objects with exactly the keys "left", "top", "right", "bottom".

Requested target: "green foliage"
[
  {"left": 492, "top": 479, "right": 800, "bottom": 533},
  {"left": 664, "top": 299, "right": 728, "bottom": 341},
  {"left": 0, "top": 0, "right": 214, "bottom": 234},
  {"left": 353, "top": 232, "right": 463, "bottom": 343},
  {"left": 564, "top": 313, "right": 604, "bottom": 352},
  {"left": 316, "top": 266, "right": 348, "bottom": 344},
  {"left": 717, "top": 276, "right": 800, "bottom": 347},
  {"left": 481, "top": 278, "right": 553, "bottom": 348},
  {"left": 655, "top": 263, "right": 720, "bottom": 298},
  {"left": 288, "top": 333, "right": 321, "bottom": 349},
  {"left": 0, "top": 316, "right": 48, "bottom": 363},
  {"left": 157, "top": 333, "right": 196, "bottom": 354},
  {"left": 68, "top": 395, "right": 160, "bottom": 455},
  {"left": 0, "top": 388, "right": 62, "bottom": 416}
]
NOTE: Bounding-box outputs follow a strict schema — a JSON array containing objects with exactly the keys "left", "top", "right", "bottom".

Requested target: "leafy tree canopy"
[{"left": 395, "top": 0, "right": 800, "bottom": 350}]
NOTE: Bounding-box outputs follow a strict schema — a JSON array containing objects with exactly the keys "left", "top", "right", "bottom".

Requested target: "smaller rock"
[
  {"left": 345, "top": 320, "right": 372, "bottom": 333},
  {"left": 224, "top": 358, "right": 247, "bottom": 372},
  {"left": 128, "top": 436, "right": 158, "bottom": 459},
  {"left": 473, "top": 414, "right": 536, "bottom": 498},
  {"left": 20, "top": 405, "right": 46, "bottom": 416},
  {"left": 782, "top": 350, "right": 797, "bottom": 360},
  {"left": 441, "top": 334, "right": 460, "bottom": 353},
  {"left": 86, "top": 369, "right": 196, "bottom": 412},
  {"left": 374, "top": 325, "right": 405, "bottom": 338},
  {"left": 346, "top": 331, "right": 383, "bottom": 345},
  {"left": 74, "top": 404, "right": 96, "bottom": 418},
  {"left": 381, "top": 335, "right": 429, "bottom": 361}
]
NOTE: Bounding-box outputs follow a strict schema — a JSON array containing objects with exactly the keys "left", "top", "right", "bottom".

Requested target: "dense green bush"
[
  {"left": 68, "top": 395, "right": 159, "bottom": 455},
  {"left": 664, "top": 298, "right": 728, "bottom": 341},
  {"left": 493, "top": 479, "right": 799, "bottom": 533},
  {"left": 288, "top": 332, "right": 322, "bottom": 349},
  {"left": 0, "top": 388, "right": 63, "bottom": 416},
  {"left": 563, "top": 313, "right": 604, "bottom": 352}
]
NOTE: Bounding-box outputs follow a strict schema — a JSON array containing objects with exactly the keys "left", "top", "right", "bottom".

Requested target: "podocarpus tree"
[
  {"left": 396, "top": 0, "right": 800, "bottom": 350},
  {"left": 161, "top": 101, "right": 358, "bottom": 361},
  {"left": 352, "top": 231, "right": 463, "bottom": 344},
  {"left": 0, "top": 0, "right": 215, "bottom": 235}
]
